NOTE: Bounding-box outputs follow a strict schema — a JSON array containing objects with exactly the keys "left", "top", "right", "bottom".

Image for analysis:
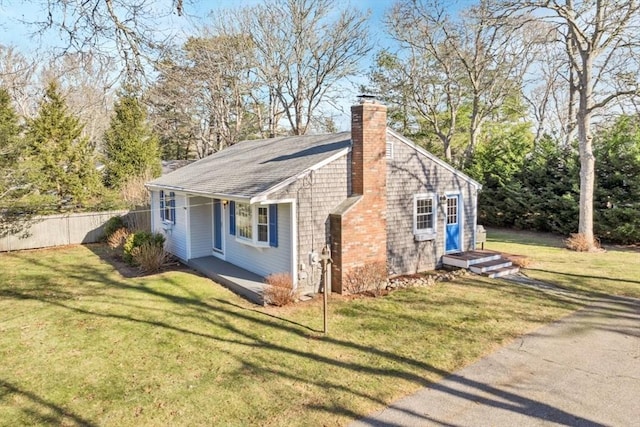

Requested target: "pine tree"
[
  {"left": 103, "top": 90, "right": 161, "bottom": 189},
  {"left": 25, "top": 81, "right": 102, "bottom": 210},
  {"left": 0, "top": 87, "right": 20, "bottom": 177},
  {"left": 0, "top": 87, "right": 31, "bottom": 237},
  {"left": 0, "top": 87, "right": 21, "bottom": 197}
]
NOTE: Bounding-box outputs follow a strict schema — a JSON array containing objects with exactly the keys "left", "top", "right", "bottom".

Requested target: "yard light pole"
[{"left": 320, "top": 245, "right": 332, "bottom": 335}]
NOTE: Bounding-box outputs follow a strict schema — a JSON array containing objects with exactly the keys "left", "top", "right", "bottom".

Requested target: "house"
[{"left": 146, "top": 101, "right": 482, "bottom": 298}]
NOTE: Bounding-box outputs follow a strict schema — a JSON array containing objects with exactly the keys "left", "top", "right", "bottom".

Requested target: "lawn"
[
  {"left": 0, "top": 229, "right": 636, "bottom": 426},
  {"left": 486, "top": 228, "right": 640, "bottom": 299}
]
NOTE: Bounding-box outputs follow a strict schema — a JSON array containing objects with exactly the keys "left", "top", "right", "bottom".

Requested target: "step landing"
[{"left": 443, "top": 250, "right": 520, "bottom": 278}]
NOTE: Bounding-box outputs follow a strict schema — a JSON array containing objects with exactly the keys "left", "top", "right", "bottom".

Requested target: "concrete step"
[
  {"left": 469, "top": 258, "right": 514, "bottom": 274},
  {"left": 442, "top": 251, "right": 502, "bottom": 268},
  {"left": 483, "top": 266, "right": 520, "bottom": 278}
]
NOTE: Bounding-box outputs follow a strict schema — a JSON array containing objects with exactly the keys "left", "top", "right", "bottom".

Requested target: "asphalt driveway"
[{"left": 352, "top": 282, "right": 640, "bottom": 427}]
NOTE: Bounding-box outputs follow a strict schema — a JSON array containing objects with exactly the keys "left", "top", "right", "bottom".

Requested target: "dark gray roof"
[
  {"left": 148, "top": 132, "right": 351, "bottom": 199},
  {"left": 161, "top": 159, "right": 195, "bottom": 175}
]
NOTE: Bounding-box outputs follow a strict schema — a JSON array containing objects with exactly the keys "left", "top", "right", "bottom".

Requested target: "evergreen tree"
[
  {"left": 594, "top": 116, "right": 640, "bottom": 243},
  {"left": 25, "top": 81, "right": 102, "bottom": 210},
  {"left": 0, "top": 87, "right": 21, "bottom": 197},
  {"left": 0, "top": 87, "right": 30, "bottom": 237},
  {"left": 103, "top": 90, "right": 161, "bottom": 189}
]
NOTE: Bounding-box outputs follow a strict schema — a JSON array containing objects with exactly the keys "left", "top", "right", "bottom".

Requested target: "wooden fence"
[{"left": 0, "top": 210, "right": 130, "bottom": 252}]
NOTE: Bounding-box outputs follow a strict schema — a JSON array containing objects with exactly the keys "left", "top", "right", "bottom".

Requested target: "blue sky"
[
  {"left": 0, "top": 0, "right": 392, "bottom": 51},
  {"left": 0, "top": 1, "right": 471, "bottom": 130}
]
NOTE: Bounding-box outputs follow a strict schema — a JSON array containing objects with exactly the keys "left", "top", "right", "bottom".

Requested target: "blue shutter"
[
  {"left": 269, "top": 204, "right": 278, "bottom": 247},
  {"left": 170, "top": 192, "right": 176, "bottom": 224},
  {"left": 229, "top": 201, "right": 236, "bottom": 235},
  {"left": 160, "top": 190, "right": 165, "bottom": 221}
]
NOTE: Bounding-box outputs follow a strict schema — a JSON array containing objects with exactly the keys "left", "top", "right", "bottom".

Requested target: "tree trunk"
[
  {"left": 444, "top": 142, "right": 452, "bottom": 162},
  {"left": 576, "top": 55, "right": 596, "bottom": 250},
  {"left": 577, "top": 110, "right": 596, "bottom": 248}
]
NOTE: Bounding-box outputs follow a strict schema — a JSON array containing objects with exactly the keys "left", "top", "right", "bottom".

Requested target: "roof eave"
[{"left": 145, "top": 183, "right": 251, "bottom": 201}]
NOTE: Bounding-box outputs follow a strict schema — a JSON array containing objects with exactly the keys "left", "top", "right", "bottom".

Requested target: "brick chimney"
[{"left": 330, "top": 100, "right": 388, "bottom": 293}]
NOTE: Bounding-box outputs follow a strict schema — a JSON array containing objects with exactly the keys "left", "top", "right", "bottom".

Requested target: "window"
[
  {"left": 236, "top": 202, "right": 252, "bottom": 239},
  {"left": 160, "top": 190, "right": 176, "bottom": 224},
  {"left": 231, "top": 202, "right": 278, "bottom": 247},
  {"left": 413, "top": 194, "right": 436, "bottom": 237},
  {"left": 447, "top": 196, "right": 458, "bottom": 225},
  {"left": 257, "top": 207, "right": 268, "bottom": 243}
]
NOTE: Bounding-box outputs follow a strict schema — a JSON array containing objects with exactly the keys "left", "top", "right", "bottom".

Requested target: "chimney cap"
[{"left": 357, "top": 94, "right": 377, "bottom": 104}]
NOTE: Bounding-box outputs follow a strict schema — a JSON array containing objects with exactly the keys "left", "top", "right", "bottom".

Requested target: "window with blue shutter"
[
  {"left": 229, "top": 201, "right": 236, "bottom": 235},
  {"left": 160, "top": 190, "right": 165, "bottom": 221},
  {"left": 269, "top": 204, "right": 278, "bottom": 247}
]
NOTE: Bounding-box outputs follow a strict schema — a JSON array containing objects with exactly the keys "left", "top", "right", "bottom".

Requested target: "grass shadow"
[{"left": 0, "top": 380, "right": 97, "bottom": 427}]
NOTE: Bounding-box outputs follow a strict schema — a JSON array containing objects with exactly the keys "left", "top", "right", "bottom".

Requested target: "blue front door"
[
  {"left": 213, "top": 199, "right": 222, "bottom": 252},
  {"left": 445, "top": 195, "right": 461, "bottom": 253}
]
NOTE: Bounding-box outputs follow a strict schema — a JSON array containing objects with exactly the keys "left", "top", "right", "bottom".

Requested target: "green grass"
[
  {"left": 487, "top": 228, "right": 640, "bottom": 299},
  {"left": 1, "top": 230, "right": 635, "bottom": 426}
]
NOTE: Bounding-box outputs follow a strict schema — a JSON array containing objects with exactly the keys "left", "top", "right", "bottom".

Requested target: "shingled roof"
[{"left": 147, "top": 131, "right": 351, "bottom": 200}]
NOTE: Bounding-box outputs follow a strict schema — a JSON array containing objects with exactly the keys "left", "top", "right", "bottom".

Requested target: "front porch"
[{"left": 188, "top": 256, "right": 267, "bottom": 305}]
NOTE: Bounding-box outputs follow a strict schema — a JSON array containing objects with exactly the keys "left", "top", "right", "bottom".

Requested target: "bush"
[
  {"left": 107, "top": 227, "right": 130, "bottom": 250},
  {"left": 132, "top": 242, "right": 168, "bottom": 273},
  {"left": 123, "top": 231, "right": 165, "bottom": 265},
  {"left": 103, "top": 215, "right": 126, "bottom": 240},
  {"left": 564, "top": 233, "right": 601, "bottom": 252},
  {"left": 506, "top": 254, "right": 531, "bottom": 268},
  {"left": 343, "top": 261, "right": 388, "bottom": 295},
  {"left": 264, "top": 273, "right": 297, "bottom": 306}
]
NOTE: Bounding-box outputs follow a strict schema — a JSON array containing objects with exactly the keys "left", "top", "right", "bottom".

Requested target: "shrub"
[
  {"left": 107, "top": 227, "right": 130, "bottom": 250},
  {"left": 564, "top": 233, "right": 601, "bottom": 252},
  {"left": 343, "top": 261, "right": 388, "bottom": 295},
  {"left": 103, "top": 215, "right": 126, "bottom": 240},
  {"left": 264, "top": 273, "right": 297, "bottom": 306},
  {"left": 508, "top": 255, "right": 532, "bottom": 269},
  {"left": 123, "top": 231, "right": 165, "bottom": 265},
  {"left": 132, "top": 242, "right": 168, "bottom": 273}
]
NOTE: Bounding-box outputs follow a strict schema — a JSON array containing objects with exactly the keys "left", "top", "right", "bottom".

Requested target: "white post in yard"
[{"left": 321, "top": 245, "right": 332, "bottom": 335}]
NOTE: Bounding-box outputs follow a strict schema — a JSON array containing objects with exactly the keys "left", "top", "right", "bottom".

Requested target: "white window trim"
[
  {"left": 413, "top": 193, "right": 437, "bottom": 239},
  {"left": 235, "top": 202, "right": 270, "bottom": 248},
  {"left": 161, "top": 191, "right": 176, "bottom": 225}
]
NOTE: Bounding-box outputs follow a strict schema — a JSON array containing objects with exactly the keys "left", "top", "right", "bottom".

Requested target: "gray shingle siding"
[
  {"left": 272, "top": 153, "right": 350, "bottom": 294},
  {"left": 386, "top": 133, "right": 478, "bottom": 275}
]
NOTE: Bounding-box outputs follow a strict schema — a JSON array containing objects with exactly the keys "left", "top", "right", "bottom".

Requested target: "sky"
[{"left": 0, "top": 0, "right": 472, "bottom": 130}]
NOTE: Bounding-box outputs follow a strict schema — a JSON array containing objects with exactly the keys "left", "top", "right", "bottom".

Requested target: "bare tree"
[
  {"left": 39, "top": 54, "right": 116, "bottom": 149},
  {"left": 0, "top": 45, "right": 38, "bottom": 118},
  {"left": 148, "top": 31, "right": 261, "bottom": 159},
  {"left": 495, "top": 1, "right": 640, "bottom": 250},
  {"left": 521, "top": 36, "right": 568, "bottom": 147},
  {"left": 4, "top": 0, "right": 187, "bottom": 81},
  {"left": 385, "top": 0, "right": 539, "bottom": 164},
  {"left": 183, "top": 34, "right": 261, "bottom": 155},
  {"left": 385, "top": 2, "right": 467, "bottom": 161},
  {"left": 232, "top": 0, "right": 371, "bottom": 135}
]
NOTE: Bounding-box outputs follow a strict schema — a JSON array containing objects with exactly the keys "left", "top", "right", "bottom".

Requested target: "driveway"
[{"left": 352, "top": 282, "right": 640, "bottom": 427}]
